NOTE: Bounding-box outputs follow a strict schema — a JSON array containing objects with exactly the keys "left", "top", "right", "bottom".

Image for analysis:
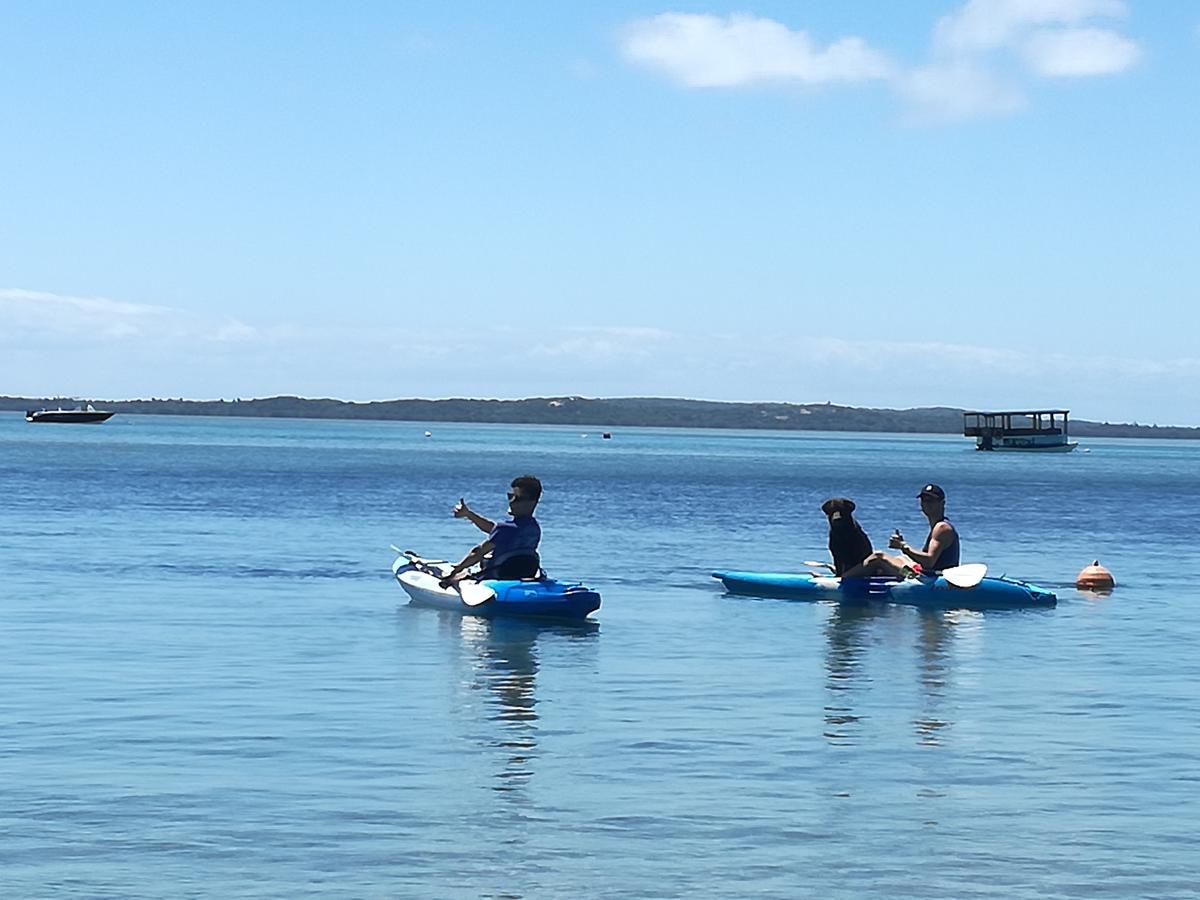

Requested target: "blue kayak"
[
  {"left": 712, "top": 570, "right": 1056, "bottom": 610},
  {"left": 393, "top": 555, "right": 601, "bottom": 620}
]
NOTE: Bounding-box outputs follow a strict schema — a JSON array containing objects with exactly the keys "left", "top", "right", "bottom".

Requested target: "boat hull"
[
  {"left": 985, "top": 441, "right": 1077, "bottom": 452},
  {"left": 26, "top": 410, "right": 114, "bottom": 423},
  {"left": 712, "top": 570, "right": 1056, "bottom": 610},
  {"left": 392, "top": 558, "right": 601, "bottom": 620}
]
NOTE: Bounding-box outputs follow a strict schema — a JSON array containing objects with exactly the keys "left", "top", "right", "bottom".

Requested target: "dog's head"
[{"left": 821, "top": 497, "right": 857, "bottom": 525}]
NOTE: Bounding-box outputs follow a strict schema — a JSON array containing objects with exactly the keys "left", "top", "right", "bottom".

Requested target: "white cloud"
[
  {"left": 1020, "top": 27, "right": 1140, "bottom": 76},
  {"left": 621, "top": 1, "right": 1141, "bottom": 121},
  {"left": 620, "top": 13, "right": 893, "bottom": 88},
  {"left": 933, "top": 0, "right": 1127, "bottom": 54},
  {"left": 913, "top": 0, "right": 1139, "bottom": 116}
]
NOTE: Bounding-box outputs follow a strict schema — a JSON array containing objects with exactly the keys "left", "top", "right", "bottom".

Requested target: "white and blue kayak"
[
  {"left": 392, "top": 552, "right": 601, "bottom": 620},
  {"left": 712, "top": 569, "right": 1056, "bottom": 610}
]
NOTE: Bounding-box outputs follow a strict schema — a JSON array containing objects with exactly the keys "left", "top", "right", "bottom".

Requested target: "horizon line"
[{"left": 4, "top": 393, "right": 1196, "bottom": 430}]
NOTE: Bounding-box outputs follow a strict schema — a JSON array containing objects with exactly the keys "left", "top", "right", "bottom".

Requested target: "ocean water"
[{"left": 2, "top": 414, "right": 1198, "bottom": 899}]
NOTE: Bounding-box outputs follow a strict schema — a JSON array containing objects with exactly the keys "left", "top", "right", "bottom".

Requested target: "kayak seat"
[{"left": 487, "top": 553, "right": 541, "bottom": 580}]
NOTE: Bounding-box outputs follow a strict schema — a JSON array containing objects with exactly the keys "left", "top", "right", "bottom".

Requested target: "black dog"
[{"left": 820, "top": 497, "right": 873, "bottom": 576}]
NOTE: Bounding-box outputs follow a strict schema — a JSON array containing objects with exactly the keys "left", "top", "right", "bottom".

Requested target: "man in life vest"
[{"left": 440, "top": 475, "right": 542, "bottom": 586}]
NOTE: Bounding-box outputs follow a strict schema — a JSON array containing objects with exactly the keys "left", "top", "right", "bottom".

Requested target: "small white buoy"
[
  {"left": 581, "top": 433, "right": 588, "bottom": 438},
  {"left": 1083, "top": 447, "right": 1090, "bottom": 453},
  {"left": 424, "top": 431, "right": 432, "bottom": 438}
]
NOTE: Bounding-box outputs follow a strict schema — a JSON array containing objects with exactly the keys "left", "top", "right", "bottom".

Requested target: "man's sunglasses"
[{"left": 507, "top": 491, "right": 527, "bottom": 501}]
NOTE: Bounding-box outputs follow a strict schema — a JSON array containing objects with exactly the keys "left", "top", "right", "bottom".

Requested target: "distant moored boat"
[
  {"left": 963, "top": 409, "right": 1077, "bottom": 452},
  {"left": 25, "top": 403, "right": 115, "bottom": 424}
]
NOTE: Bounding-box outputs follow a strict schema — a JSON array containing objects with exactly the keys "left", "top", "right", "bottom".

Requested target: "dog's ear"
[
  {"left": 821, "top": 499, "right": 836, "bottom": 516},
  {"left": 843, "top": 499, "right": 856, "bottom": 513}
]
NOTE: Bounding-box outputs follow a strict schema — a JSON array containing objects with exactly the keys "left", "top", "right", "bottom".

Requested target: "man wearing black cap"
[{"left": 855, "top": 483, "right": 961, "bottom": 577}]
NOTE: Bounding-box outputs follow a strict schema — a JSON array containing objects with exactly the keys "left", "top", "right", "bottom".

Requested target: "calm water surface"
[{"left": 1, "top": 414, "right": 1198, "bottom": 898}]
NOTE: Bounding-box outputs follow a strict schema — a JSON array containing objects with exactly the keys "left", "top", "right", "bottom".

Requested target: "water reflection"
[
  {"left": 445, "top": 614, "right": 599, "bottom": 798},
  {"left": 822, "top": 603, "right": 888, "bottom": 745},
  {"left": 821, "top": 603, "right": 984, "bottom": 748},
  {"left": 912, "top": 610, "right": 956, "bottom": 746}
]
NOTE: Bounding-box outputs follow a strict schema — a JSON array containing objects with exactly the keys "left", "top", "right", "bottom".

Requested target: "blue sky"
[{"left": 2, "top": 1, "right": 1197, "bottom": 424}]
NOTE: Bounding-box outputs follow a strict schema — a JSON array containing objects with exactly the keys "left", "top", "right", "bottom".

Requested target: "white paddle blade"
[
  {"left": 802, "top": 560, "right": 835, "bottom": 571},
  {"left": 941, "top": 563, "right": 988, "bottom": 588},
  {"left": 457, "top": 580, "right": 496, "bottom": 607}
]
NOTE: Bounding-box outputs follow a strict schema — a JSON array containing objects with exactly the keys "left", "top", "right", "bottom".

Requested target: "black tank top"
[{"left": 922, "top": 519, "right": 960, "bottom": 571}]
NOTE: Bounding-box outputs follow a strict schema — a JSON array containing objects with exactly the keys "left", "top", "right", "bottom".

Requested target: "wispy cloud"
[
  {"left": 0, "top": 288, "right": 257, "bottom": 344},
  {"left": 529, "top": 326, "right": 673, "bottom": 362},
  {"left": 620, "top": 13, "right": 893, "bottom": 88},
  {"left": 620, "top": 1, "right": 1141, "bottom": 121},
  {"left": 932, "top": 0, "right": 1127, "bottom": 54},
  {"left": 7, "top": 287, "right": 1199, "bottom": 423},
  {"left": 897, "top": 61, "right": 1026, "bottom": 121},
  {"left": 1019, "top": 27, "right": 1140, "bottom": 76},
  {"left": 786, "top": 335, "right": 1200, "bottom": 380}
]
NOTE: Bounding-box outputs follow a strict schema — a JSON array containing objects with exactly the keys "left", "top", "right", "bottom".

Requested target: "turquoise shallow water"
[{"left": 2, "top": 414, "right": 1198, "bottom": 898}]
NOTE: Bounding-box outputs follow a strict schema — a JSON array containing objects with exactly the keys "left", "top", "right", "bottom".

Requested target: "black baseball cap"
[{"left": 917, "top": 483, "right": 946, "bottom": 500}]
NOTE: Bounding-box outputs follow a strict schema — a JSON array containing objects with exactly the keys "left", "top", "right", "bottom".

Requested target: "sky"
[{"left": 2, "top": 1, "right": 1198, "bottom": 424}]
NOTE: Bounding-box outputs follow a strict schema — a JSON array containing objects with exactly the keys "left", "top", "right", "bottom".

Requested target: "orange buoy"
[{"left": 1076, "top": 560, "right": 1115, "bottom": 591}]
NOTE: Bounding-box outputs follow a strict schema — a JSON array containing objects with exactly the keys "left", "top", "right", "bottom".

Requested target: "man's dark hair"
[{"left": 511, "top": 474, "right": 542, "bottom": 503}]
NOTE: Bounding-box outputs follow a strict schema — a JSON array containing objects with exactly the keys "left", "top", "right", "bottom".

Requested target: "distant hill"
[{"left": 3, "top": 394, "right": 1198, "bottom": 439}]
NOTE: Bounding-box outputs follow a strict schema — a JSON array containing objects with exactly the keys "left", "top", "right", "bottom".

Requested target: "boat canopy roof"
[{"left": 963, "top": 409, "right": 1069, "bottom": 417}]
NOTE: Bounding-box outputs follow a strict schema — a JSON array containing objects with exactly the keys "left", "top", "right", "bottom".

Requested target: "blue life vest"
[{"left": 482, "top": 515, "right": 541, "bottom": 578}]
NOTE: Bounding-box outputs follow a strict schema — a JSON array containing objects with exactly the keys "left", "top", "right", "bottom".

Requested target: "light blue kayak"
[{"left": 712, "top": 570, "right": 1056, "bottom": 610}]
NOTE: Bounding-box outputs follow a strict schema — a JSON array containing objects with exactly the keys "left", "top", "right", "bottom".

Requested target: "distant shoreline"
[{"left": 4, "top": 395, "right": 1198, "bottom": 439}]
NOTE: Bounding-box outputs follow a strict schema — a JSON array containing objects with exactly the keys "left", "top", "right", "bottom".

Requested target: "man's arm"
[
  {"left": 893, "top": 522, "right": 954, "bottom": 569},
  {"left": 442, "top": 539, "right": 494, "bottom": 584},
  {"left": 454, "top": 498, "right": 495, "bottom": 534}
]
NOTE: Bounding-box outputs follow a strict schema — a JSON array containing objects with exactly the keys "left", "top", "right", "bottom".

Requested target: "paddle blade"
[
  {"left": 941, "top": 563, "right": 987, "bottom": 588},
  {"left": 803, "top": 560, "right": 836, "bottom": 572},
  {"left": 457, "top": 580, "right": 496, "bottom": 607}
]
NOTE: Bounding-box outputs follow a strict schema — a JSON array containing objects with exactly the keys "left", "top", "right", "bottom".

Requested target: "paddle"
[
  {"left": 391, "top": 546, "right": 496, "bottom": 606},
  {"left": 803, "top": 560, "right": 836, "bottom": 572},
  {"left": 453, "top": 579, "right": 497, "bottom": 606},
  {"left": 939, "top": 563, "right": 988, "bottom": 589},
  {"left": 392, "top": 547, "right": 448, "bottom": 565}
]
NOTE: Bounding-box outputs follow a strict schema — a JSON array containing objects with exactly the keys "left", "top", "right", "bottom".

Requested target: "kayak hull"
[
  {"left": 392, "top": 557, "right": 601, "bottom": 620},
  {"left": 712, "top": 570, "right": 1056, "bottom": 610}
]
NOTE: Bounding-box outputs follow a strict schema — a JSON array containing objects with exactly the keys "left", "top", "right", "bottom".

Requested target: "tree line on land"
[{"left": 2, "top": 395, "right": 1196, "bottom": 438}]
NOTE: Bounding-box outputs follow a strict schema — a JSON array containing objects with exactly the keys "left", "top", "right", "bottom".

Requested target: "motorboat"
[{"left": 25, "top": 403, "right": 115, "bottom": 424}]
